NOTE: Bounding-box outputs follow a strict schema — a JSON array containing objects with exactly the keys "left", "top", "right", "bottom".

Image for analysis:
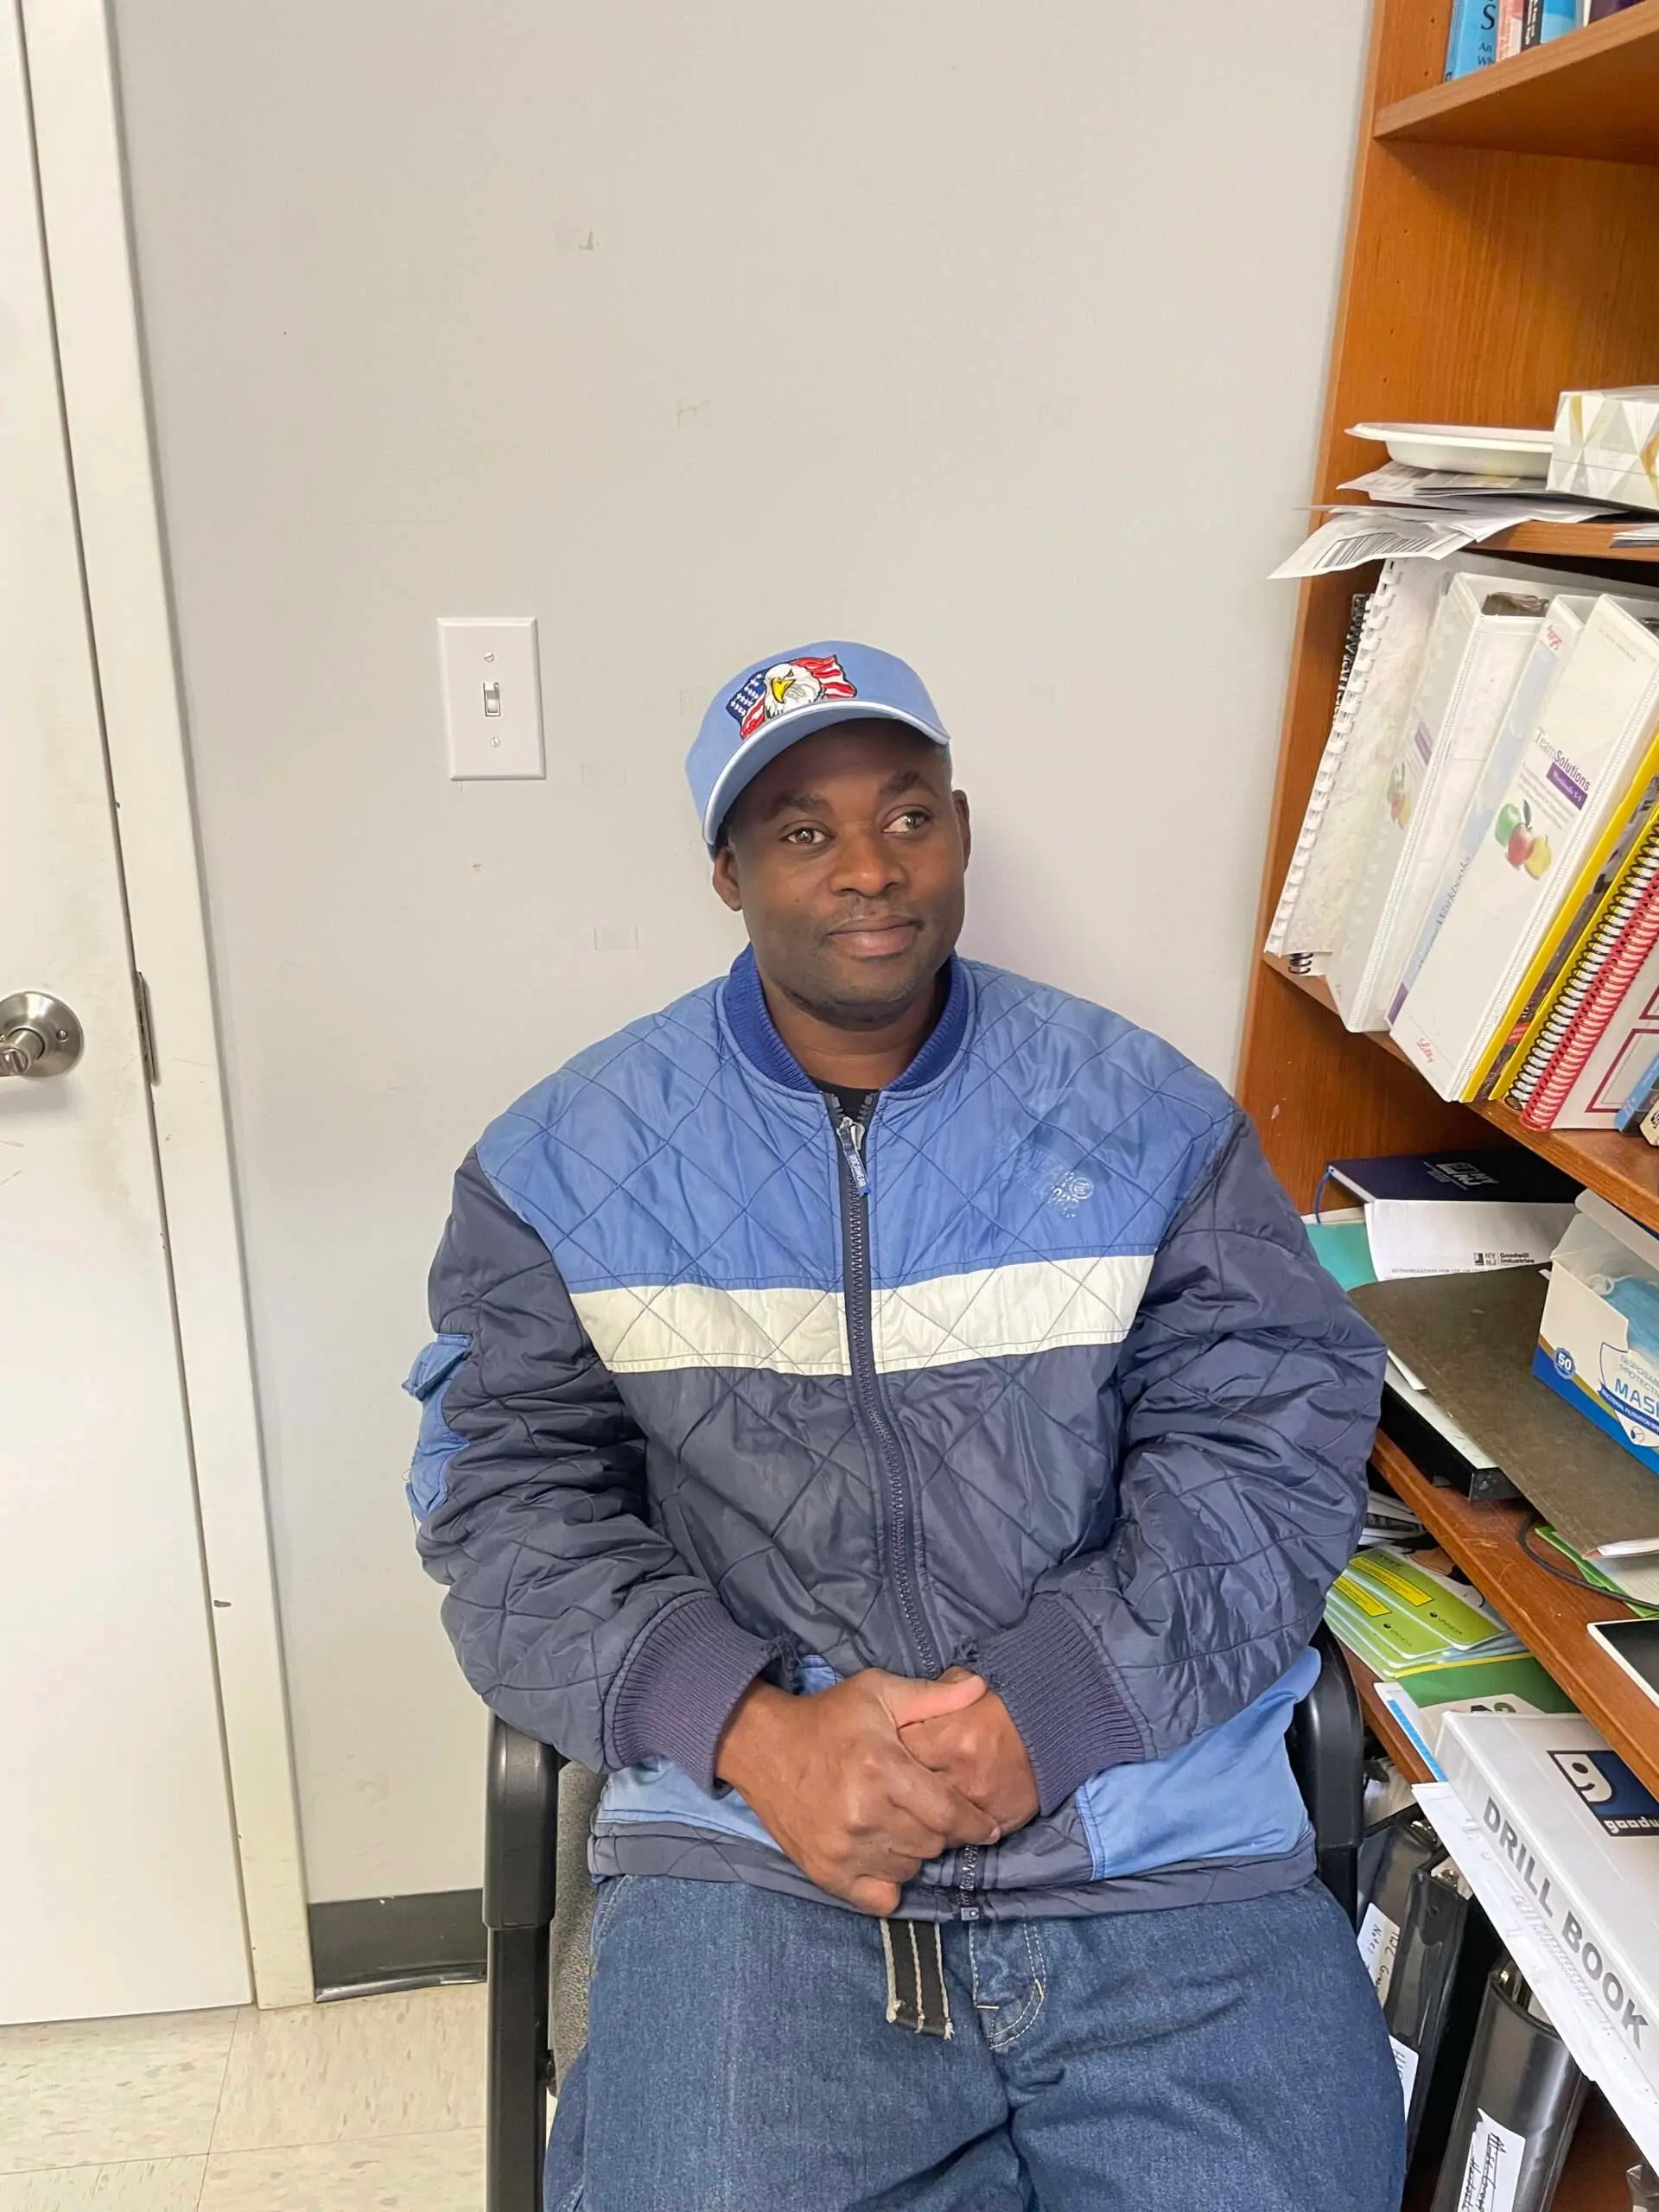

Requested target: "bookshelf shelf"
[
  {"left": 1261, "top": 953, "right": 1659, "bottom": 1235},
  {"left": 1479, "top": 1097, "right": 1659, "bottom": 1225},
  {"left": 1375, "top": 6, "right": 1659, "bottom": 164},
  {"left": 1483, "top": 522, "right": 1659, "bottom": 566},
  {"left": 1370, "top": 1433, "right": 1656, "bottom": 1796}
]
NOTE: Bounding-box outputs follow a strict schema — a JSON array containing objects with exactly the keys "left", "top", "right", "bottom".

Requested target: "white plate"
[{"left": 1350, "top": 420, "right": 1554, "bottom": 477}]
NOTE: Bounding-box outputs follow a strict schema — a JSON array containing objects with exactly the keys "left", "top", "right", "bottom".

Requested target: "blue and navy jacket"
[{"left": 409, "top": 951, "right": 1383, "bottom": 1918}]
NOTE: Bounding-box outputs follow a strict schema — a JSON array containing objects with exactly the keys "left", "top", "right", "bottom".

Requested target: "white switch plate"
[{"left": 438, "top": 616, "right": 544, "bottom": 779}]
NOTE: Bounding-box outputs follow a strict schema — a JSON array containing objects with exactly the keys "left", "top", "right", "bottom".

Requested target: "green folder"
[
  {"left": 1327, "top": 1548, "right": 1516, "bottom": 1675},
  {"left": 1305, "top": 1216, "right": 1377, "bottom": 1294},
  {"left": 1372, "top": 1651, "right": 1575, "bottom": 1779}
]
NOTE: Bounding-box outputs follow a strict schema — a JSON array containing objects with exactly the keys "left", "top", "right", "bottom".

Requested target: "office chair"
[{"left": 481, "top": 1620, "right": 1365, "bottom": 2212}]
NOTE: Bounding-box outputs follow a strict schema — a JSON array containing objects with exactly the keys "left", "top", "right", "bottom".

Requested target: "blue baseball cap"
[{"left": 685, "top": 640, "right": 950, "bottom": 853}]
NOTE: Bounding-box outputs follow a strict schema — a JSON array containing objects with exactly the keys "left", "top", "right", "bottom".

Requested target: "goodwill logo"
[
  {"left": 727, "top": 655, "right": 857, "bottom": 741},
  {"left": 1598, "top": 1338, "right": 1659, "bottom": 1450},
  {"left": 1548, "top": 1747, "right": 1659, "bottom": 1837}
]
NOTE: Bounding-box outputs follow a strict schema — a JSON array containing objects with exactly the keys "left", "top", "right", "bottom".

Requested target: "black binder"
[
  {"left": 1382, "top": 1836, "right": 1501, "bottom": 2180},
  {"left": 1429, "top": 1962, "right": 1586, "bottom": 2212},
  {"left": 1360, "top": 1808, "right": 1441, "bottom": 1942}
]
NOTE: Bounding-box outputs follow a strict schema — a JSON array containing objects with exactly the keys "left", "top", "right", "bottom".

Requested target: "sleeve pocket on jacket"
[{"left": 402, "top": 1332, "right": 471, "bottom": 1522}]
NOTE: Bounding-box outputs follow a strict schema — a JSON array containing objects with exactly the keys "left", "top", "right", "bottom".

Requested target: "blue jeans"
[{"left": 544, "top": 1874, "right": 1405, "bottom": 2211}]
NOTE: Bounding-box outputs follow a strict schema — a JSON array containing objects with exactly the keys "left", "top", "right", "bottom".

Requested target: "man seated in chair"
[{"left": 407, "top": 643, "right": 1403, "bottom": 2211}]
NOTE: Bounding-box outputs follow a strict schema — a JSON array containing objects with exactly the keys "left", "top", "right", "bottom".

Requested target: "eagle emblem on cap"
[{"left": 727, "top": 654, "right": 857, "bottom": 741}]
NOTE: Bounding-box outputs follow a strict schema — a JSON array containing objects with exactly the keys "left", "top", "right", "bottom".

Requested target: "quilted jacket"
[{"left": 409, "top": 950, "right": 1383, "bottom": 1920}]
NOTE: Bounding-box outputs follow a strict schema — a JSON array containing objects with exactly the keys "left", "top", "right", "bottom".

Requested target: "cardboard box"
[
  {"left": 1535, "top": 1189, "right": 1659, "bottom": 1477},
  {"left": 1549, "top": 386, "right": 1659, "bottom": 514},
  {"left": 1440, "top": 1711, "right": 1659, "bottom": 2095}
]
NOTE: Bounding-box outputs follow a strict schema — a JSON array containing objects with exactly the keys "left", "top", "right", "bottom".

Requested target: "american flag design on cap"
[{"left": 728, "top": 654, "right": 857, "bottom": 741}]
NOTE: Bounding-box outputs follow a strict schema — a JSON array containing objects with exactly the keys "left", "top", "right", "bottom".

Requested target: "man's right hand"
[{"left": 715, "top": 1670, "right": 1001, "bottom": 1915}]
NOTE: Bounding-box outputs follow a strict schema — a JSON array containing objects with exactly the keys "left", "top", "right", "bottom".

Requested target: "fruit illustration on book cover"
[
  {"left": 1495, "top": 798, "right": 1552, "bottom": 876},
  {"left": 1387, "top": 760, "right": 1414, "bottom": 828}
]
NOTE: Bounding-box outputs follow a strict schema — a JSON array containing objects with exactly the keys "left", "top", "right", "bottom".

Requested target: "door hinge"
[{"left": 134, "top": 971, "right": 158, "bottom": 1084}]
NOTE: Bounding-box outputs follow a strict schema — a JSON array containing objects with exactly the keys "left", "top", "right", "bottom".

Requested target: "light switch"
[{"left": 438, "top": 617, "right": 544, "bottom": 779}]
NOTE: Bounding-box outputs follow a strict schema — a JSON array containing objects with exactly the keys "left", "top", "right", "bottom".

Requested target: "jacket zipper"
[
  {"left": 830, "top": 1100, "right": 942, "bottom": 1680},
  {"left": 832, "top": 1097, "right": 981, "bottom": 1919}
]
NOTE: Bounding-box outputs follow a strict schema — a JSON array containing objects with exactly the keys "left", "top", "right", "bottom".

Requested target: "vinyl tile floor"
[{"left": 0, "top": 1983, "right": 496, "bottom": 2210}]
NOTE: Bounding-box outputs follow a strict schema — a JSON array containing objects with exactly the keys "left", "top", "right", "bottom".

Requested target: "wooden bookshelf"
[
  {"left": 1370, "top": 1434, "right": 1655, "bottom": 1789},
  {"left": 1335, "top": 1440, "right": 1654, "bottom": 1802},
  {"left": 1375, "top": 4, "right": 1659, "bottom": 164},
  {"left": 1241, "top": 0, "right": 1659, "bottom": 1218},
  {"left": 1263, "top": 954, "right": 1659, "bottom": 1232},
  {"left": 1240, "top": 10, "right": 1659, "bottom": 2194},
  {"left": 1479, "top": 1097, "right": 1659, "bottom": 1226}
]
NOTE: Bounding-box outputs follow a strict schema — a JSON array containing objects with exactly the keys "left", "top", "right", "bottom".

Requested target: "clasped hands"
[{"left": 715, "top": 1665, "right": 1039, "bottom": 1915}]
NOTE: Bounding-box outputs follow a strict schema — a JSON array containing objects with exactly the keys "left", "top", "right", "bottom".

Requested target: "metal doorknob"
[{"left": 0, "top": 992, "right": 84, "bottom": 1078}]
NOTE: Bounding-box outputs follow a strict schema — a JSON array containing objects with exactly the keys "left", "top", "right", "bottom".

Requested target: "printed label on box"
[{"left": 1599, "top": 1341, "right": 1659, "bottom": 1451}]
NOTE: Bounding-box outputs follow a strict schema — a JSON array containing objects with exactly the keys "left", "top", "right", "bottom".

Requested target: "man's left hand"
[{"left": 899, "top": 1668, "right": 1039, "bottom": 1835}]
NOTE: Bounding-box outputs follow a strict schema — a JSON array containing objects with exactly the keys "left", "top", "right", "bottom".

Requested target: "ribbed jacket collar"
[{"left": 721, "top": 944, "right": 970, "bottom": 1096}]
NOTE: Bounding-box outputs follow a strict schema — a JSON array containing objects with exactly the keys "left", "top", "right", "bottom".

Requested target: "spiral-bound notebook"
[
  {"left": 1509, "top": 819, "right": 1659, "bottom": 1122},
  {"left": 1520, "top": 877, "right": 1659, "bottom": 1130},
  {"left": 1523, "top": 888, "right": 1659, "bottom": 1130},
  {"left": 1266, "top": 561, "right": 1447, "bottom": 963},
  {"left": 1503, "top": 800, "right": 1659, "bottom": 1123}
]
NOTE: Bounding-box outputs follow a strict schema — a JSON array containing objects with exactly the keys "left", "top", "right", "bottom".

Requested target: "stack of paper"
[
  {"left": 1341, "top": 458, "right": 1617, "bottom": 519},
  {"left": 1272, "top": 505, "right": 1611, "bottom": 581},
  {"left": 1361, "top": 1478, "right": 1427, "bottom": 1554},
  {"left": 1273, "top": 456, "right": 1618, "bottom": 582},
  {"left": 1268, "top": 451, "right": 1617, "bottom": 582}
]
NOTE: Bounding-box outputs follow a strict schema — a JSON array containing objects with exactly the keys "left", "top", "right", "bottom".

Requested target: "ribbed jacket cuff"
[
  {"left": 973, "top": 1599, "right": 1146, "bottom": 1815},
  {"left": 609, "top": 1597, "right": 779, "bottom": 1792}
]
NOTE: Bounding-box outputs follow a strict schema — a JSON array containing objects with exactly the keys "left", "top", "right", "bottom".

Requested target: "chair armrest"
[
  {"left": 484, "top": 1716, "right": 563, "bottom": 1935},
  {"left": 1287, "top": 1622, "right": 1365, "bottom": 1928},
  {"left": 484, "top": 1718, "right": 563, "bottom": 2212}
]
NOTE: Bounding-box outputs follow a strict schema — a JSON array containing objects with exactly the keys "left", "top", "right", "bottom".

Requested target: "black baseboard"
[{"left": 308, "top": 1887, "right": 486, "bottom": 1999}]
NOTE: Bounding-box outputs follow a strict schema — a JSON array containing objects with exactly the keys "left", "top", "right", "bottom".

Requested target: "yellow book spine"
[
  {"left": 1490, "top": 801, "right": 1659, "bottom": 1101},
  {"left": 1466, "top": 728, "right": 1659, "bottom": 1100}
]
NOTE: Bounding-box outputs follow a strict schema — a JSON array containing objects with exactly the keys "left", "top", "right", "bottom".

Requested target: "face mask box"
[{"left": 1535, "top": 1189, "right": 1659, "bottom": 1475}]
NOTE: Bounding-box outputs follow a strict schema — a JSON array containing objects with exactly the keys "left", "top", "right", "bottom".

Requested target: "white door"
[{"left": 0, "top": 0, "right": 250, "bottom": 2023}]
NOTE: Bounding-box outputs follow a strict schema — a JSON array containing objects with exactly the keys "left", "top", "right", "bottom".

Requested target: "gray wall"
[{"left": 111, "top": 0, "right": 1366, "bottom": 1902}]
